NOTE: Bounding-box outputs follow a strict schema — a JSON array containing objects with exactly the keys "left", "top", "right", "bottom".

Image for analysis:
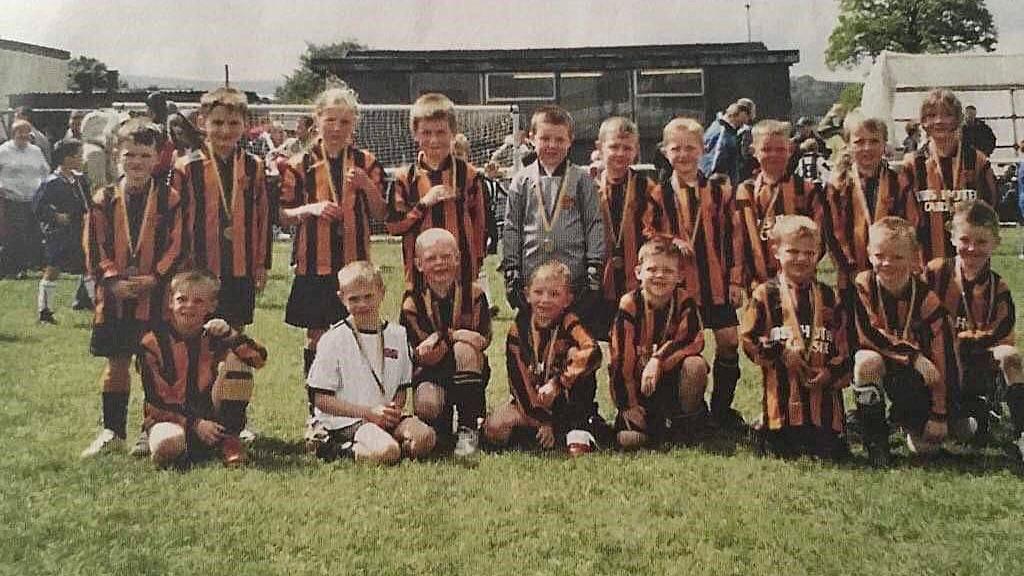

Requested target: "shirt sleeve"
[{"left": 307, "top": 332, "right": 342, "bottom": 393}]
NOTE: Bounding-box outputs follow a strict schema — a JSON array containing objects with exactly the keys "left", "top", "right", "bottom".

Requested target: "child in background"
[
  {"left": 925, "top": 200, "right": 1024, "bottom": 460},
  {"left": 308, "top": 261, "right": 436, "bottom": 464},
  {"left": 140, "top": 270, "right": 267, "bottom": 467},
  {"left": 81, "top": 119, "right": 184, "bottom": 458},
  {"left": 610, "top": 237, "right": 707, "bottom": 448},
  {"left": 484, "top": 261, "right": 602, "bottom": 453},
  {"left": 740, "top": 217, "right": 850, "bottom": 458}
]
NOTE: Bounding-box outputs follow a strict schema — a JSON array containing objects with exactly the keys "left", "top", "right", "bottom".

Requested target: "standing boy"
[
  {"left": 308, "top": 261, "right": 436, "bottom": 464},
  {"left": 140, "top": 270, "right": 268, "bottom": 467},
  {"left": 851, "top": 217, "right": 957, "bottom": 466},
  {"left": 81, "top": 119, "right": 184, "bottom": 458},
  {"left": 610, "top": 237, "right": 707, "bottom": 448},
  {"left": 401, "top": 228, "right": 491, "bottom": 452},
  {"left": 740, "top": 217, "right": 850, "bottom": 458}
]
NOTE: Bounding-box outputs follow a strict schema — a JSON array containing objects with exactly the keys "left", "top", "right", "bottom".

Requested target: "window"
[
  {"left": 634, "top": 68, "right": 704, "bottom": 97},
  {"left": 485, "top": 72, "right": 555, "bottom": 102}
]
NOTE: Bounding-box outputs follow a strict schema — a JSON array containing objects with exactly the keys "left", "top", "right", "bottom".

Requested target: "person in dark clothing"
[{"left": 962, "top": 105, "right": 997, "bottom": 157}]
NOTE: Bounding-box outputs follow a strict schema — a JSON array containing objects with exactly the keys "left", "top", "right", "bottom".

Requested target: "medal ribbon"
[
  {"left": 529, "top": 320, "right": 561, "bottom": 382},
  {"left": 118, "top": 180, "right": 156, "bottom": 270},
  {"left": 344, "top": 318, "right": 387, "bottom": 396},
  {"left": 672, "top": 173, "right": 701, "bottom": 247},
  {"left": 599, "top": 170, "right": 636, "bottom": 256},
  {"left": 876, "top": 275, "right": 917, "bottom": 343},
  {"left": 533, "top": 163, "right": 571, "bottom": 245},
  {"left": 778, "top": 275, "right": 824, "bottom": 367},
  {"left": 956, "top": 259, "right": 995, "bottom": 332},
  {"left": 641, "top": 294, "right": 676, "bottom": 363},
  {"left": 320, "top": 143, "right": 352, "bottom": 204}
]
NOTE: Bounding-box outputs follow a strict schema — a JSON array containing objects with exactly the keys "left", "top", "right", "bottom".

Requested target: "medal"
[
  {"left": 119, "top": 181, "right": 155, "bottom": 279},
  {"left": 223, "top": 226, "right": 233, "bottom": 241},
  {"left": 611, "top": 256, "right": 625, "bottom": 270},
  {"left": 533, "top": 362, "right": 545, "bottom": 377},
  {"left": 206, "top": 144, "right": 240, "bottom": 240},
  {"left": 532, "top": 164, "right": 570, "bottom": 255},
  {"left": 600, "top": 170, "right": 636, "bottom": 272},
  {"left": 542, "top": 237, "right": 554, "bottom": 253}
]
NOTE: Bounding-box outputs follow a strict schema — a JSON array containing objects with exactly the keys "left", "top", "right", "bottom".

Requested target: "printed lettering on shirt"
[
  {"left": 762, "top": 324, "right": 835, "bottom": 354},
  {"left": 916, "top": 188, "right": 978, "bottom": 213}
]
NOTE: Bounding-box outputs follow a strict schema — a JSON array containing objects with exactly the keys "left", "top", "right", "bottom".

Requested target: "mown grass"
[{"left": 3, "top": 232, "right": 1024, "bottom": 575}]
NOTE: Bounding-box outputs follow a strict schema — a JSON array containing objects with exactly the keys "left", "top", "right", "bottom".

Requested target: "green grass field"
[{"left": 4, "top": 232, "right": 1024, "bottom": 575}]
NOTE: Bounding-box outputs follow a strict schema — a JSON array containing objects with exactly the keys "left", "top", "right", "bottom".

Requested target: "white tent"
[{"left": 860, "top": 51, "right": 1024, "bottom": 163}]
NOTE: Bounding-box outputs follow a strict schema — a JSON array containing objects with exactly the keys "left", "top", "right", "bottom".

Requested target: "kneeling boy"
[
  {"left": 610, "top": 236, "right": 707, "bottom": 448},
  {"left": 401, "top": 228, "right": 491, "bottom": 452},
  {"left": 483, "top": 261, "right": 602, "bottom": 452},
  {"left": 140, "top": 270, "right": 267, "bottom": 467},
  {"left": 740, "top": 217, "right": 850, "bottom": 458},
  {"left": 308, "top": 261, "right": 436, "bottom": 463},
  {"left": 852, "top": 216, "right": 957, "bottom": 466}
]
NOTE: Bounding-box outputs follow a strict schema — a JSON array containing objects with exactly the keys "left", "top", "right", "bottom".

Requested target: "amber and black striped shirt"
[
  {"left": 598, "top": 168, "right": 660, "bottom": 303},
  {"left": 925, "top": 258, "right": 1015, "bottom": 351}
]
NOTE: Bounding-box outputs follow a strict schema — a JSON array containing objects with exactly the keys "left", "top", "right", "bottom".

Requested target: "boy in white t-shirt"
[{"left": 307, "top": 261, "right": 436, "bottom": 463}]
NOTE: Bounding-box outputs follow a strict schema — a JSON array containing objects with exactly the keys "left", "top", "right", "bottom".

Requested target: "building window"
[
  {"left": 634, "top": 68, "right": 704, "bottom": 97},
  {"left": 485, "top": 72, "right": 555, "bottom": 102}
]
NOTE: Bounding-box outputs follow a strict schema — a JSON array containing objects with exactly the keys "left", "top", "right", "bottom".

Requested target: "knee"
[
  {"left": 402, "top": 420, "right": 437, "bottom": 459},
  {"left": 149, "top": 423, "right": 186, "bottom": 467},
  {"left": 483, "top": 409, "right": 515, "bottom": 446},
  {"left": 617, "top": 430, "right": 649, "bottom": 450},
  {"left": 854, "top": 350, "right": 885, "bottom": 382},
  {"left": 369, "top": 440, "right": 402, "bottom": 465},
  {"left": 994, "top": 347, "right": 1022, "bottom": 374},
  {"left": 682, "top": 356, "right": 709, "bottom": 386},
  {"left": 453, "top": 342, "right": 483, "bottom": 373},
  {"left": 414, "top": 383, "right": 445, "bottom": 421}
]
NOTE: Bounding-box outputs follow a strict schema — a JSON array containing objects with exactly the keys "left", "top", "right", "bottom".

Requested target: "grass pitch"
[{"left": 3, "top": 232, "right": 1024, "bottom": 575}]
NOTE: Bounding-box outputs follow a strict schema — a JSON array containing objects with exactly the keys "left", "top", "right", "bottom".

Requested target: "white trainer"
[
  {"left": 129, "top": 430, "right": 150, "bottom": 457},
  {"left": 81, "top": 429, "right": 125, "bottom": 458},
  {"left": 905, "top": 431, "right": 940, "bottom": 455},
  {"left": 1015, "top": 432, "right": 1024, "bottom": 462},
  {"left": 454, "top": 427, "right": 480, "bottom": 457}
]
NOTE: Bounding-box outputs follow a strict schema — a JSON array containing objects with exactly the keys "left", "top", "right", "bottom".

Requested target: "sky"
[{"left": 1, "top": 0, "right": 1022, "bottom": 85}]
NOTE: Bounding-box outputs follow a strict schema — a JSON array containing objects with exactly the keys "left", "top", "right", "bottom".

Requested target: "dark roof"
[
  {"left": 0, "top": 38, "right": 70, "bottom": 60},
  {"left": 313, "top": 42, "right": 799, "bottom": 73}
]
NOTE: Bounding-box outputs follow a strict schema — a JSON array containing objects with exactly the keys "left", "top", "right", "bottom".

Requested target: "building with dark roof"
[
  {"left": 313, "top": 42, "right": 799, "bottom": 162},
  {"left": 1, "top": 38, "right": 71, "bottom": 112}
]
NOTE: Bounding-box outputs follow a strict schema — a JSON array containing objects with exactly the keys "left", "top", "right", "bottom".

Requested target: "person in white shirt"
[
  {"left": 307, "top": 261, "right": 436, "bottom": 463},
  {"left": 0, "top": 120, "right": 50, "bottom": 278}
]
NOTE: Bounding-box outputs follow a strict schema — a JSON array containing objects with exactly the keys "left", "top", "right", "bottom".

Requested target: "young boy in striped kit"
[
  {"left": 175, "top": 87, "right": 270, "bottom": 330},
  {"left": 81, "top": 119, "right": 185, "bottom": 458},
  {"left": 140, "top": 270, "right": 267, "bottom": 467},
  {"left": 401, "top": 228, "right": 491, "bottom": 453},
  {"left": 904, "top": 89, "right": 998, "bottom": 264},
  {"left": 484, "top": 261, "right": 602, "bottom": 453},
  {"left": 594, "top": 116, "right": 660, "bottom": 340},
  {"left": 277, "top": 87, "right": 386, "bottom": 447},
  {"left": 647, "top": 117, "right": 745, "bottom": 430},
  {"left": 925, "top": 200, "right": 1024, "bottom": 459},
  {"left": 610, "top": 237, "right": 707, "bottom": 448},
  {"left": 740, "top": 216, "right": 850, "bottom": 458},
  {"left": 852, "top": 217, "right": 957, "bottom": 466},
  {"left": 733, "top": 119, "right": 824, "bottom": 294},
  {"left": 386, "top": 93, "right": 487, "bottom": 290}
]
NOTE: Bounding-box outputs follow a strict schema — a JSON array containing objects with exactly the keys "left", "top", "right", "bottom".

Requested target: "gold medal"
[
  {"left": 542, "top": 237, "right": 554, "bottom": 253},
  {"left": 223, "top": 225, "right": 233, "bottom": 240},
  {"left": 611, "top": 256, "right": 625, "bottom": 270}
]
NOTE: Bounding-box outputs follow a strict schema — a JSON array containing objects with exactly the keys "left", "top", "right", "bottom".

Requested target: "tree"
[
  {"left": 67, "top": 55, "right": 113, "bottom": 93},
  {"left": 275, "top": 40, "right": 365, "bottom": 103},
  {"left": 825, "top": 0, "right": 997, "bottom": 69}
]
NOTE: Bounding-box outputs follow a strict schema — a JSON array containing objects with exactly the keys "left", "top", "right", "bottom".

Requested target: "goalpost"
[{"left": 112, "top": 102, "right": 521, "bottom": 174}]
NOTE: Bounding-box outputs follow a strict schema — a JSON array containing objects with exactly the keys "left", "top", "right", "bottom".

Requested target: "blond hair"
[
  {"left": 752, "top": 119, "right": 791, "bottom": 145},
  {"left": 199, "top": 87, "right": 248, "bottom": 116},
  {"left": 660, "top": 117, "right": 703, "bottom": 147},
  {"left": 414, "top": 227, "right": 458, "bottom": 257},
  {"left": 314, "top": 87, "right": 360, "bottom": 118},
  {"left": 337, "top": 260, "right": 385, "bottom": 293},
  {"left": 869, "top": 216, "right": 918, "bottom": 252},
  {"left": 769, "top": 215, "right": 819, "bottom": 245},
  {"left": 919, "top": 88, "right": 963, "bottom": 127},
  {"left": 637, "top": 235, "right": 685, "bottom": 269},
  {"left": 410, "top": 93, "right": 456, "bottom": 132},
  {"left": 170, "top": 269, "right": 221, "bottom": 298},
  {"left": 845, "top": 116, "right": 888, "bottom": 142},
  {"left": 528, "top": 260, "right": 572, "bottom": 290},
  {"left": 598, "top": 116, "right": 639, "bottom": 143}
]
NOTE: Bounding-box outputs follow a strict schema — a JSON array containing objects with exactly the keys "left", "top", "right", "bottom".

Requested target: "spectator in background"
[
  {"left": 1017, "top": 139, "right": 1024, "bottom": 259},
  {"left": 80, "top": 110, "right": 118, "bottom": 190},
  {"left": 0, "top": 120, "right": 50, "bottom": 278},
  {"left": 15, "top": 107, "right": 52, "bottom": 165},
  {"left": 789, "top": 116, "right": 828, "bottom": 175},
  {"left": 280, "top": 115, "right": 316, "bottom": 157},
  {"left": 490, "top": 129, "right": 535, "bottom": 175},
  {"left": 63, "top": 110, "right": 87, "bottom": 143},
  {"left": 166, "top": 112, "right": 205, "bottom": 162},
  {"left": 699, "top": 102, "right": 749, "bottom": 183},
  {"left": 818, "top": 103, "right": 847, "bottom": 158},
  {"left": 902, "top": 121, "right": 921, "bottom": 153},
  {"left": 736, "top": 97, "right": 758, "bottom": 181},
  {"left": 962, "top": 105, "right": 997, "bottom": 157},
  {"left": 796, "top": 138, "right": 829, "bottom": 185}
]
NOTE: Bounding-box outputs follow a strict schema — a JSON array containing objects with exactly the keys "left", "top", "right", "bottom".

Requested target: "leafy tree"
[
  {"left": 826, "top": 0, "right": 997, "bottom": 69},
  {"left": 838, "top": 83, "right": 864, "bottom": 112},
  {"left": 67, "top": 55, "right": 112, "bottom": 93},
  {"left": 275, "top": 40, "right": 365, "bottom": 103}
]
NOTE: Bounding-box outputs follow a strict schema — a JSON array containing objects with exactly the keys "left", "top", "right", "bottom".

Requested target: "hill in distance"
[{"left": 122, "top": 74, "right": 282, "bottom": 97}]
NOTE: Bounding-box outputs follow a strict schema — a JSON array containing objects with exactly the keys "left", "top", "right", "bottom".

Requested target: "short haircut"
[
  {"left": 53, "top": 138, "right": 83, "bottom": 166},
  {"left": 530, "top": 105, "right": 574, "bottom": 135},
  {"left": 919, "top": 88, "right": 963, "bottom": 127},
  {"left": 598, "top": 116, "right": 639, "bottom": 143},
  {"left": 528, "top": 260, "right": 572, "bottom": 290},
  {"left": 905, "top": 121, "right": 919, "bottom": 135},
  {"left": 737, "top": 97, "right": 757, "bottom": 119},
  {"left": 199, "top": 87, "right": 249, "bottom": 117},
  {"left": 769, "top": 215, "right": 819, "bottom": 244},
  {"left": 869, "top": 216, "right": 918, "bottom": 252},
  {"left": 170, "top": 269, "right": 221, "bottom": 298},
  {"left": 414, "top": 227, "right": 458, "bottom": 257},
  {"left": 660, "top": 117, "right": 703, "bottom": 147},
  {"left": 313, "top": 87, "right": 360, "bottom": 118},
  {"left": 410, "top": 93, "right": 456, "bottom": 133},
  {"left": 452, "top": 133, "right": 470, "bottom": 159},
  {"left": 116, "top": 118, "right": 163, "bottom": 148},
  {"left": 10, "top": 119, "right": 32, "bottom": 134},
  {"left": 337, "top": 260, "right": 385, "bottom": 293},
  {"left": 638, "top": 235, "right": 685, "bottom": 269},
  {"left": 951, "top": 199, "right": 1000, "bottom": 239},
  {"left": 752, "top": 119, "right": 791, "bottom": 145},
  {"left": 845, "top": 116, "right": 888, "bottom": 141}
]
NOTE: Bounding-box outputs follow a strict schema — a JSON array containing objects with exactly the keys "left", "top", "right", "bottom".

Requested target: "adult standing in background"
[
  {"left": 62, "top": 110, "right": 87, "bottom": 144},
  {"left": 0, "top": 120, "right": 50, "bottom": 278},
  {"left": 962, "top": 105, "right": 997, "bottom": 157},
  {"left": 80, "top": 110, "right": 118, "bottom": 190},
  {"left": 736, "top": 97, "right": 758, "bottom": 181},
  {"left": 699, "top": 102, "right": 750, "bottom": 184},
  {"left": 15, "top": 108, "right": 52, "bottom": 165}
]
